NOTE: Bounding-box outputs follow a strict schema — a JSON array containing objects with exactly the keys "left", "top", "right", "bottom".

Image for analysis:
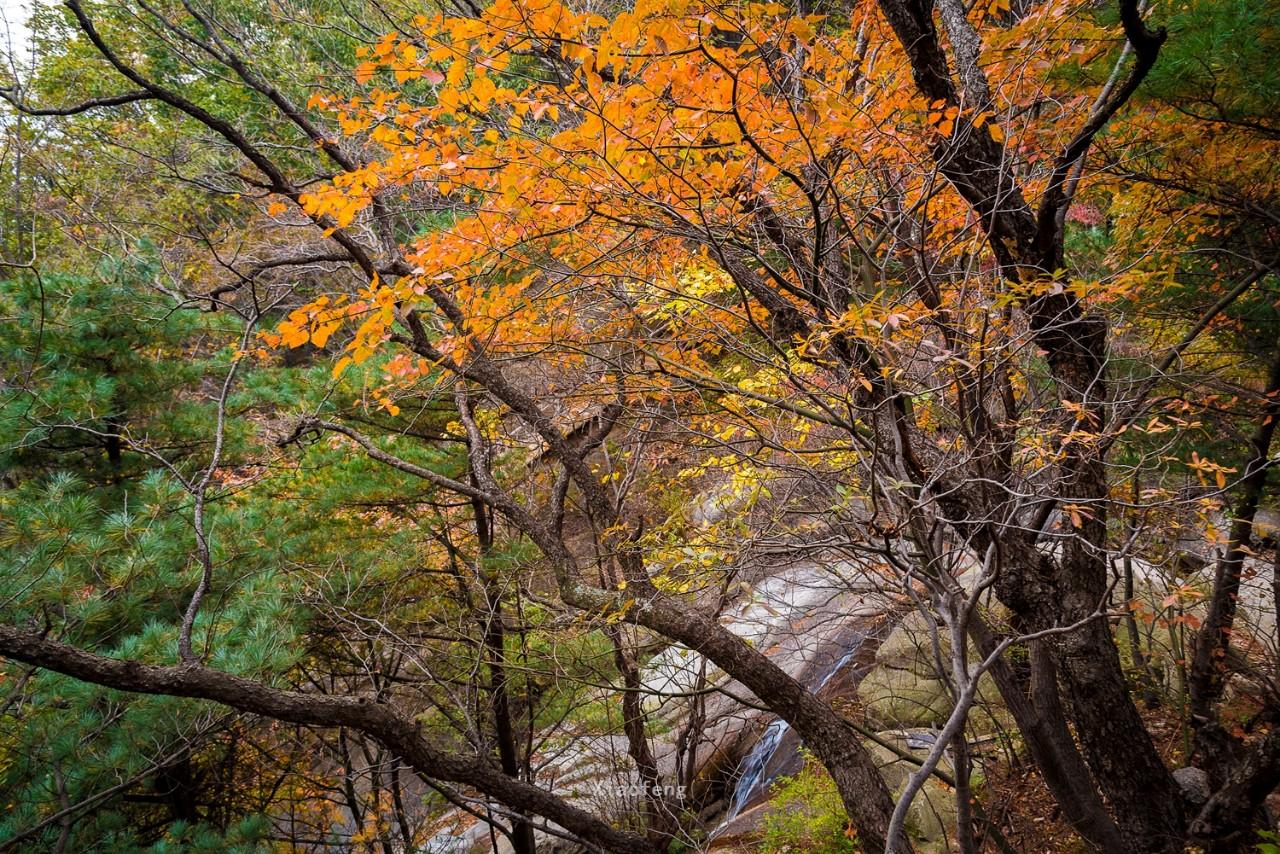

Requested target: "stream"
[{"left": 711, "top": 627, "right": 875, "bottom": 837}]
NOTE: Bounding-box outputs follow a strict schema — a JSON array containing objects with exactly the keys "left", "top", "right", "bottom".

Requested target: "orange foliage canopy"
[{"left": 266, "top": 0, "right": 1125, "bottom": 408}]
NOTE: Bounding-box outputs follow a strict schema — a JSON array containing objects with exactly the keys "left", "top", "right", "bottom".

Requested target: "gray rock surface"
[{"left": 1173, "top": 766, "right": 1211, "bottom": 807}]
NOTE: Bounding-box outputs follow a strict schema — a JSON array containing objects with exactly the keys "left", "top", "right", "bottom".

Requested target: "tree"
[{"left": 2, "top": 0, "right": 1279, "bottom": 851}]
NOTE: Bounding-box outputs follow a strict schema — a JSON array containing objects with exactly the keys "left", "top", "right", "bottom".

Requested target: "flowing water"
[{"left": 711, "top": 632, "right": 869, "bottom": 835}]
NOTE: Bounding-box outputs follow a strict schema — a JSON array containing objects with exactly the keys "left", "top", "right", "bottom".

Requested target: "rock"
[
  {"left": 688, "top": 483, "right": 750, "bottom": 528},
  {"left": 1173, "top": 766, "right": 1211, "bottom": 807},
  {"left": 1115, "top": 557, "right": 1277, "bottom": 691},
  {"left": 875, "top": 613, "right": 943, "bottom": 674},
  {"left": 905, "top": 777, "right": 960, "bottom": 854},
  {"left": 867, "top": 730, "right": 955, "bottom": 789},
  {"left": 859, "top": 665, "right": 952, "bottom": 728},
  {"left": 861, "top": 612, "right": 1008, "bottom": 733},
  {"left": 491, "top": 830, "right": 579, "bottom": 854},
  {"left": 1252, "top": 506, "right": 1280, "bottom": 545},
  {"left": 1267, "top": 790, "right": 1280, "bottom": 829},
  {"left": 868, "top": 730, "right": 960, "bottom": 854}
]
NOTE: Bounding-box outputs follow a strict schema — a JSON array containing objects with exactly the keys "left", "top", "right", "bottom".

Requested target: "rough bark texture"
[
  {"left": 970, "top": 618, "right": 1125, "bottom": 852},
  {"left": 871, "top": 1, "right": 1183, "bottom": 848},
  {"left": 1189, "top": 727, "right": 1280, "bottom": 844}
]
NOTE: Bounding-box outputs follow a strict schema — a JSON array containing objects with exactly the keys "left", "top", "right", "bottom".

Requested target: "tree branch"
[
  {"left": 0, "top": 87, "right": 153, "bottom": 115},
  {"left": 1033, "top": 0, "right": 1166, "bottom": 267},
  {"left": 0, "top": 624, "right": 655, "bottom": 854}
]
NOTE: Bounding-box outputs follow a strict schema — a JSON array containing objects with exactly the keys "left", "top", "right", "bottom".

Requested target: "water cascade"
[{"left": 712, "top": 633, "right": 869, "bottom": 834}]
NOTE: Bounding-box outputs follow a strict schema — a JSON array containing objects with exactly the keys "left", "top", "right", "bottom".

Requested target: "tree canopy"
[{"left": 1, "top": 0, "right": 1278, "bottom": 851}]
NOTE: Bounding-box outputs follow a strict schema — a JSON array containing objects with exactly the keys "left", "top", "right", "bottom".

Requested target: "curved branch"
[
  {"left": 63, "top": 0, "right": 381, "bottom": 281},
  {"left": 0, "top": 87, "right": 153, "bottom": 115},
  {"left": 1033, "top": 0, "right": 1166, "bottom": 266},
  {"left": 206, "top": 249, "right": 354, "bottom": 307},
  {"left": 0, "top": 624, "right": 656, "bottom": 854},
  {"left": 285, "top": 418, "right": 498, "bottom": 507}
]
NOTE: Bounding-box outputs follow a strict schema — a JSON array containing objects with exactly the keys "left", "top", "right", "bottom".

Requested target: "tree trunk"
[
  {"left": 1056, "top": 616, "right": 1186, "bottom": 851},
  {"left": 1189, "top": 342, "right": 1280, "bottom": 743},
  {"left": 482, "top": 587, "right": 537, "bottom": 854},
  {"left": 870, "top": 0, "right": 1182, "bottom": 846},
  {"left": 1051, "top": 454, "right": 1184, "bottom": 851},
  {"left": 969, "top": 617, "right": 1126, "bottom": 852},
  {"left": 474, "top": 495, "right": 538, "bottom": 854},
  {"left": 1189, "top": 727, "right": 1280, "bottom": 845},
  {"left": 607, "top": 624, "right": 677, "bottom": 847}
]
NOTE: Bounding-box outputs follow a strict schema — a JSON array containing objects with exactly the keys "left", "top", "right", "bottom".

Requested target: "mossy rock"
[
  {"left": 867, "top": 731, "right": 955, "bottom": 789},
  {"left": 875, "top": 610, "right": 1007, "bottom": 676},
  {"left": 861, "top": 664, "right": 1009, "bottom": 731},
  {"left": 859, "top": 665, "right": 952, "bottom": 728},
  {"left": 904, "top": 776, "right": 959, "bottom": 854},
  {"left": 866, "top": 611, "right": 1011, "bottom": 734},
  {"left": 875, "top": 612, "right": 948, "bottom": 676},
  {"left": 866, "top": 732, "right": 960, "bottom": 854}
]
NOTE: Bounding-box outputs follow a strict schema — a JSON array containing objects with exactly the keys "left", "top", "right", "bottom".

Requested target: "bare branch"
[{"left": 0, "top": 87, "right": 153, "bottom": 115}]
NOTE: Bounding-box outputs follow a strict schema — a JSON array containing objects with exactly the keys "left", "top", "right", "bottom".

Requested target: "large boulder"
[
  {"left": 868, "top": 730, "right": 960, "bottom": 854},
  {"left": 859, "top": 664, "right": 952, "bottom": 728},
  {"left": 860, "top": 612, "right": 1006, "bottom": 733},
  {"left": 874, "top": 612, "right": 947, "bottom": 676}
]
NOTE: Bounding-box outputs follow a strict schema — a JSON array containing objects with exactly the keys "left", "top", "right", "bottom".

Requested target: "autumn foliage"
[{"left": 2, "top": 0, "right": 1279, "bottom": 851}]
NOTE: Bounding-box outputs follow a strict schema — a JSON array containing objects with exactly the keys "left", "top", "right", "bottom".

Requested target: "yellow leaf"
[
  {"left": 280, "top": 323, "right": 309, "bottom": 348},
  {"left": 312, "top": 323, "right": 337, "bottom": 348},
  {"left": 446, "top": 58, "right": 468, "bottom": 87}
]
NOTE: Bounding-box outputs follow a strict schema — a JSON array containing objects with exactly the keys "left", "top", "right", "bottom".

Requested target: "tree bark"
[
  {"left": 871, "top": 2, "right": 1182, "bottom": 847},
  {"left": 1189, "top": 727, "right": 1280, "bottom": 845},
  {"left": 1189, "top": 342, "right": 1280, "bottom": 739},
  {"left": 607, "top": 625, "right": 676, "bottom": 846},
  {"left": 969, "top": 617, "right": 1126, "bottom": 852},
  {"left": 474, "top": 495, "right": 539, "bottom": 854}
]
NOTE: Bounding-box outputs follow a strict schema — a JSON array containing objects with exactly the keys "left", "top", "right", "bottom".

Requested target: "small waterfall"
[
  {"left": 712, "top": 637, "right": 865, "bottom": 834},
  {"left": 724, "top": 717, "right": 789, "bottom": 820}
]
